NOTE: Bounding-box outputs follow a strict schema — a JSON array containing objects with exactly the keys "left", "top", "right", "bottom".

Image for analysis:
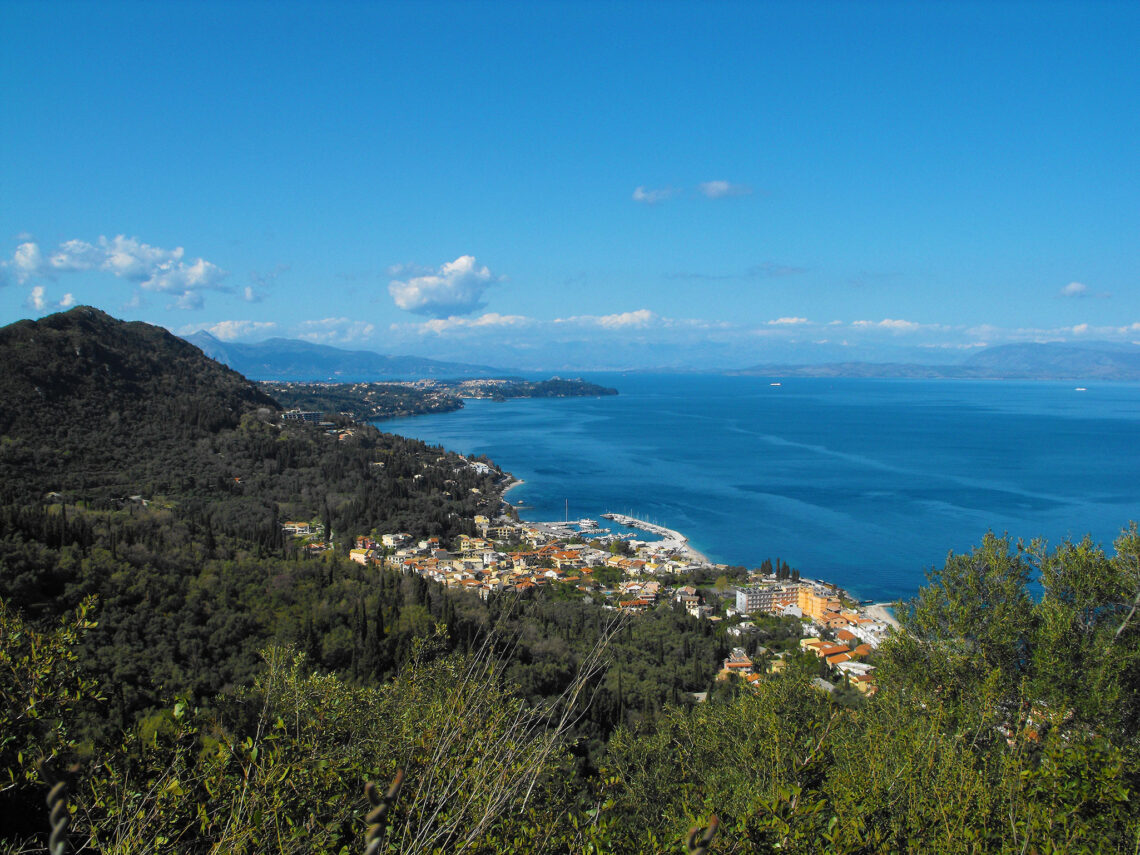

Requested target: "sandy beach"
[{"left": 864, "top": 603, "right": 901, "bottom": 629}]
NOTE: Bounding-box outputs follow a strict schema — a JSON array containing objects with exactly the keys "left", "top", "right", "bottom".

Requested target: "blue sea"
[{"left": 373, "top": 375, "right": 1140, "bottom": 602}]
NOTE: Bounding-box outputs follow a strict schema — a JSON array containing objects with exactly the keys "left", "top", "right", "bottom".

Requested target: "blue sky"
[{"left": 2, "top": 0, "right": 1137, "bottom": 370}]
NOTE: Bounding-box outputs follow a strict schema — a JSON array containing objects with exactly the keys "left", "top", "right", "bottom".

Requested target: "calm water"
[{"left": 373, "top": 375, "right": 1140, "bottom": 602}]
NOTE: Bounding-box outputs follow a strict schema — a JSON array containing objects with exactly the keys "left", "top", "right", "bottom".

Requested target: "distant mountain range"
[
  {"left": 731, "top": 342, "right": 1140, "bottom": 382},
  {"left": 183, "top": 331, "right": 506, "bottom": 380},
  {"left": 182, "top": 329, "right": 1140, "bottom": 382}
]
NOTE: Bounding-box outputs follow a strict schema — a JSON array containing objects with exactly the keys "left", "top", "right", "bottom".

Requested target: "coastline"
[
  {"left": 380, "top": 375, "right": 1140, "bottom": 605},
  {"left": 602, "top": 512, "right": 712, "bottom": 566},
  {"left": 482, "top": 457, "right": 902, "bottom": 643},
  {"left": 491, "top": 467, "right": 898, "bottom": 618},
  {"left": 494, "top": 476, "right": 711, "bottom": 566},
  {"left": 864, "top": 603, "right": 901, "bottom": 629}
]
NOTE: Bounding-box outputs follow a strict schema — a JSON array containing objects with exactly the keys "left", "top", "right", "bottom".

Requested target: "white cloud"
[
  {"left": 2, "top": 234, "right": 229, "bottom": 309},
  {"left": 596, "top": 309, "right": 655, "bottom": 329},
  {"left": 961, "top": 322, "right": 1140, "bottom": 343},
  {"left": 767, "top": 317, "right": 810, "bottom": 326},
  {"left": 145, "top": 256, "right": 226, "bottom": 296},
  {"left": 388, "top": 255, "right": 499, "bottom": 318},
  {"left": 6, "top": 242, "right": 44, "bottom": 283},
  {"left": 50, "top": 238, "right": 108, "bottom": 273},
  {"left": 698, "top": 180, "right": 752, "bottom": 199},
  {"left": 556, "top": 309, "right": 657, "bottom": 329},
  {"left": 295, "top": 317, "right": 376, "bottom": 345},
  {"left": 24, "top": 285, "right": 74, "bottom": 312},
  {"left": 851, "top": 318, "right": 924, "bottom": 332},
  {"left": 964, "top": 323, "right": 1001, "bottom": 339},
  {"left": 1060, "top": 281, "right": 1088, "bottom": 297},
  {"left": 102, "top": 236, "right": 177, "bottom": 280},
  {"left": 410, "top": 312, "right": 532, "bottom": 335},
  {"left": 182, "top": 320, "right": 279, "bottom": 341},
  {"left": 632, "top": 186, "right": 679, "bottom": 205}
]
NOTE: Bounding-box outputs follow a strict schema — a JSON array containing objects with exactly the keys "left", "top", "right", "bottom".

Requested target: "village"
[{"left": 282, "top": 469, "right": 896, "bottom": 697}]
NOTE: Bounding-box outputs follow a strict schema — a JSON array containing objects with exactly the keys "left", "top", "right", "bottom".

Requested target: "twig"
[
  {"left": 364, "top": 770, "right": 405, "bottom": 855},
  {"left": 45, "top": 763, "right": 80, "bottom": 855},
  {"left": 687, "top": 815, "right": 719, "bottom": 855}
]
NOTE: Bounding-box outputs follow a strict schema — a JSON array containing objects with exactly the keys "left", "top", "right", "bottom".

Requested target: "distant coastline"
[
  {"left": 728, "top": 342, "right": 1140, "bottom": 382},
  {"left": 190, "top": 330, "right": 1140, "bottom": 384}
]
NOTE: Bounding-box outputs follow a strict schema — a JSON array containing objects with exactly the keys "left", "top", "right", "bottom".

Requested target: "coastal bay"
[{"left": 375, "top": 374, "right": 1140, "bottom": 602}]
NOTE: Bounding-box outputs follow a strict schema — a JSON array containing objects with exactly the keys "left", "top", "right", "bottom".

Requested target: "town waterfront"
[{"left": 374, "top": 374, "right": 1140, "bottom": 602}]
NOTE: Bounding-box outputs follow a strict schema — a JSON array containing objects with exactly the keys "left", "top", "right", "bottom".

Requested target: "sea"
[{"left": 373, "top": 374, "right": 1140, "bottom": 603}]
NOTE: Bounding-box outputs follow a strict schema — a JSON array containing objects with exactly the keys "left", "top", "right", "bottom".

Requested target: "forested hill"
[
  {"left": 0, "top": 305, "right": 506, "bottom": 723},
  {"left": 0, "top": 306, "right": 277, "bottom": 431},
  {"left": 0, "top": 307, "right": 281, "bottom": 503},
  {"left": 0, "top": 306, "right": 504, "bottom": 538}
]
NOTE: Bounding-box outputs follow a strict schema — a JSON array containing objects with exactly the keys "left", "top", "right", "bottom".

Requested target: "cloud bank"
[
  {"left": 851, "top": 318, "right": 929, "bottom": 333},
  {"left": 585, "top": 309, "right": 656, "bottom": 329},
  {"left": 2, "top": 235, "right": 227, "bottom": 309},
  {"left": 409, "top": 312, "right": 532, "bottom": 335}
]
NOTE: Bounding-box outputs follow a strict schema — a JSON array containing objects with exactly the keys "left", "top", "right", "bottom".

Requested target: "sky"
[{"left": 2, "top": 0, "right": 1138, "bottom": 370}]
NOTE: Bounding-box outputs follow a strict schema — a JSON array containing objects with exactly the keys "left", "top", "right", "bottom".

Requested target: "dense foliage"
[
  {"left": 474, "top": 378, "right": 618, "bottom": 400},
  {"left": 263, "top": 382, "right": 464, "bottom": 421},
  {"left": 0, "top": 308, "right": 505, "bottom": 735},
  {"left": 5, "top": 527, "right": 1139, "bottom": 853},
  {"left": 262, "top": 377, "right": 619, "bottom": 421}
]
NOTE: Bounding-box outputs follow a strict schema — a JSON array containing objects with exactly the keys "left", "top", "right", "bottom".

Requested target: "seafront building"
[
  {"left": 735, "top": 583, "right": 843, "bottom": 622},
  {"left": 279, "top": 496, "right": 889, "bottom": 692}
]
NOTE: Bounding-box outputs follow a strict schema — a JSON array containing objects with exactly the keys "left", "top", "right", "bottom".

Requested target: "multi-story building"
[{"left": 735, "top": 584, "right": 802, "bottom": 615}]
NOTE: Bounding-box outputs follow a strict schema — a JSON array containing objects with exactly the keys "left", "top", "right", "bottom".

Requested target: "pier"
[{"left": 602, "top": 513, "right": 710, "bottom": 565}]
